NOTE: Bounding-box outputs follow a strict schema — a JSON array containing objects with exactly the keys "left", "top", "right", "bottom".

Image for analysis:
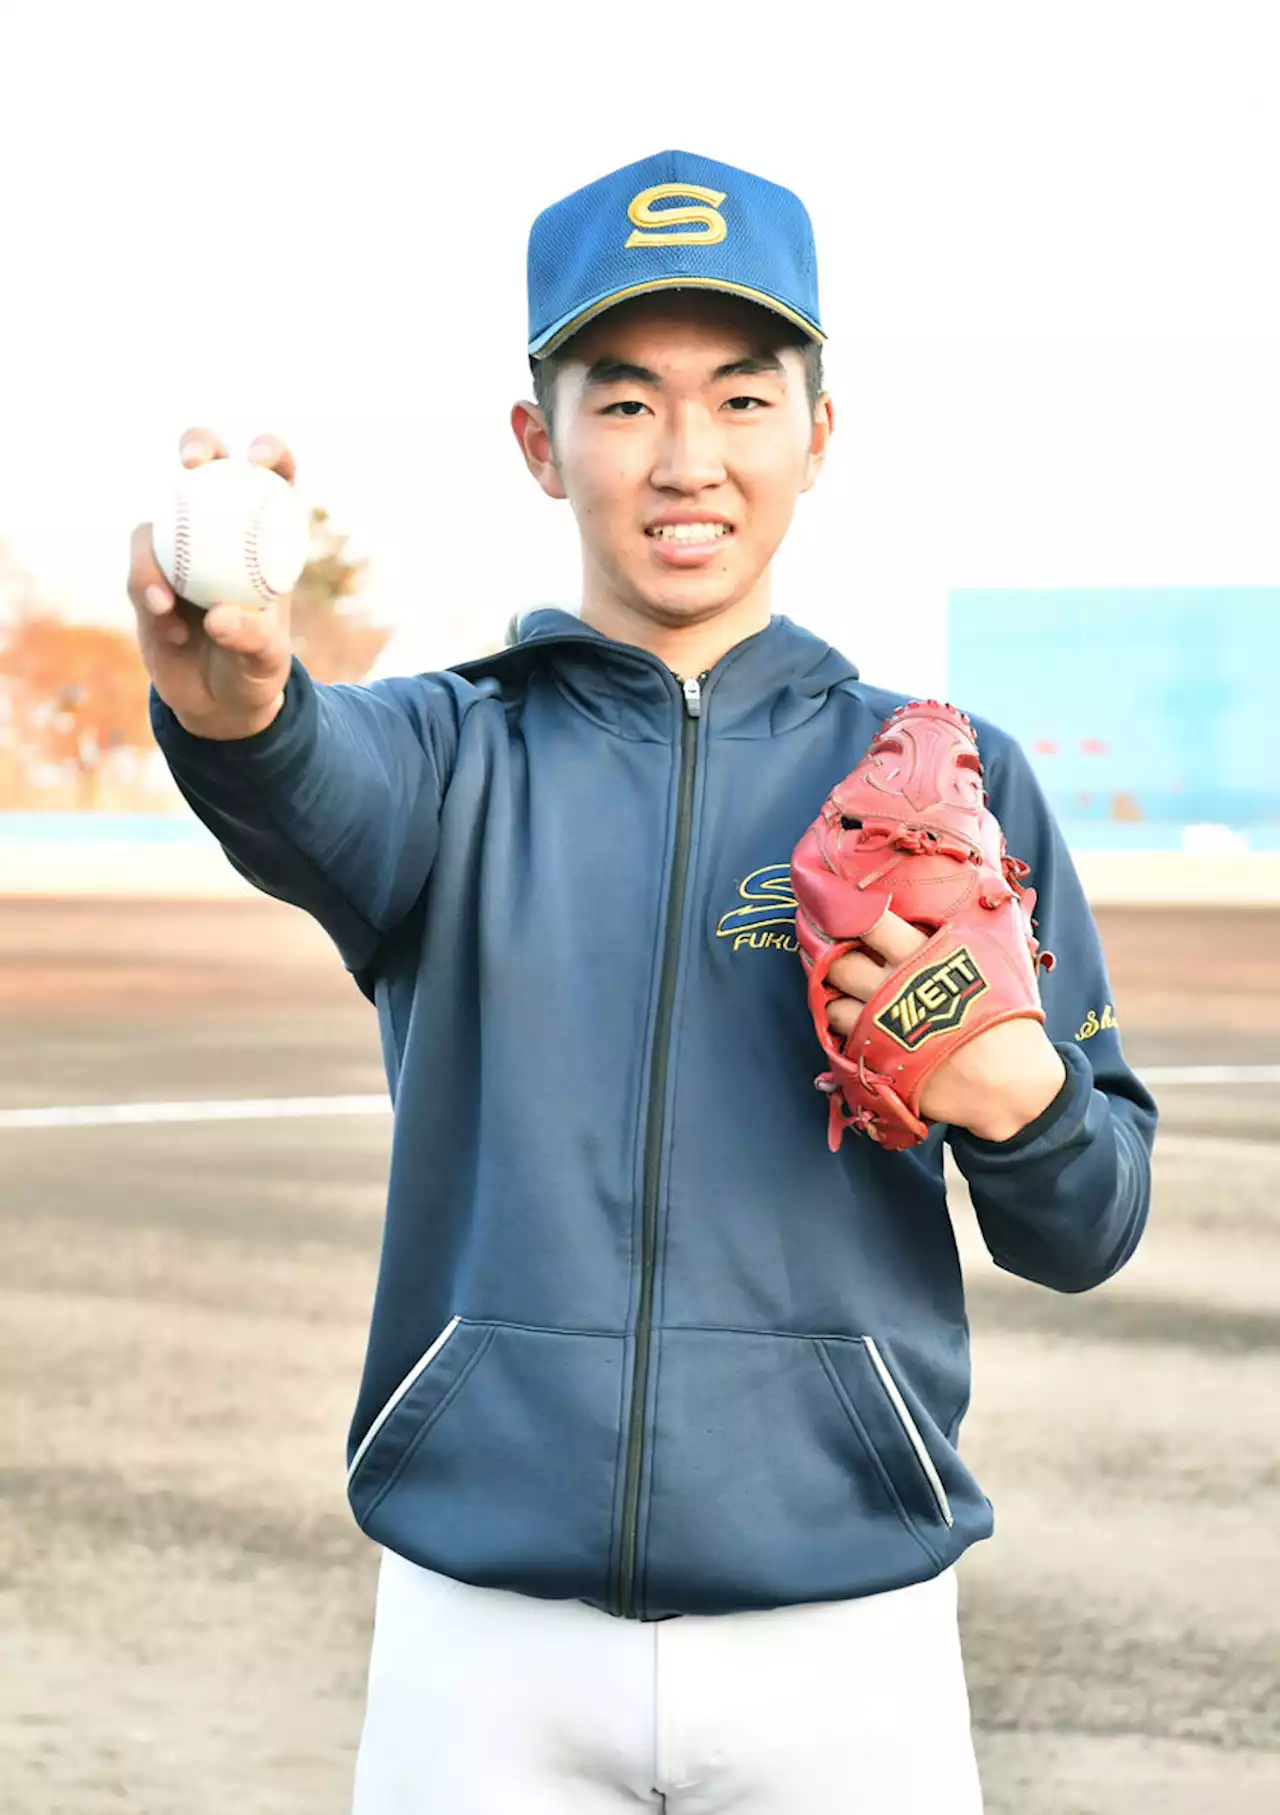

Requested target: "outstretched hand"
[
  {"left": 126, "top": 429, "right": 298, "bottom": 739},
  {"left": 825, "top": 910, "right": 1067, "bottom": 1142}
]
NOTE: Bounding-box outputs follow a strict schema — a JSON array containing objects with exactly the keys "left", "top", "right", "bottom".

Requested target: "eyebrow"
[
  {"left": 582, "top": 357, "right": 662, "bottom": 389},
  {"left": 711, "top": 352, "right": 787, "bottom": 381},
  {"left": 580, "top": 349, "right": 789, "bottom": 390}
]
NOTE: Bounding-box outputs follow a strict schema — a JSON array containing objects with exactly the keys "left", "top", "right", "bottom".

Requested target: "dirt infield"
[{"left": 1, "top": 899, "right": 1277, "bottom": 1813}]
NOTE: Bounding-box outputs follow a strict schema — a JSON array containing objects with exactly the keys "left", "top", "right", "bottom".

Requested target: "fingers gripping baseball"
[
  {"left": 128, "top": 429, "right": 303, "bottom": 737},
  {"left": 202, "top": 600, "right": 288, "bottom": 670}
]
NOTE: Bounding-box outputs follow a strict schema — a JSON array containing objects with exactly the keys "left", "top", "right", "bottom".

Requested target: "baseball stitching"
[
  {"left": 172, "top": 487, "right": 191, "bottom": 596},
  {"left": 244, "top": 497, "right": 276, "bottom": 604}
]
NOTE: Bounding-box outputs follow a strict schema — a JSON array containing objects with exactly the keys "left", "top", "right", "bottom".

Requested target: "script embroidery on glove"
[{"left": 1076, "top": 1004, "right": 1117, "bottom": 1040}]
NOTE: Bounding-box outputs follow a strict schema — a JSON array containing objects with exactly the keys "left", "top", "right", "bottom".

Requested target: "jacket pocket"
[
  {"left": 641, "top": 1328, "right": 963, "bottom": 1616},
  {"left": 347, "top": 1319, "right": 625, "bottom": 1606},
  {"left": 347, "top": 1315, "right": 467, "bottom": 1488},
  {"left": 817, "top": 1336, "right": 954, "bottom": 1528}
]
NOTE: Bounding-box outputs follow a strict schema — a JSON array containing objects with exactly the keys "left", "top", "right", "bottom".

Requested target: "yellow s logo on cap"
[{"left": 625, "top": 183, "right": 728, "bottom": 248}]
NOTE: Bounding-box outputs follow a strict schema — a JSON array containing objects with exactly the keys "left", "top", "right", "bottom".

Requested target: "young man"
[{"left": 131, "top": 151, "right": 1157, "bottom": 1813}]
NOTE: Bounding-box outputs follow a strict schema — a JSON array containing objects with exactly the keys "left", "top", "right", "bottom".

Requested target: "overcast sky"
[{"left": 1, "top": 1, "right": 1277, "bottom": 696}]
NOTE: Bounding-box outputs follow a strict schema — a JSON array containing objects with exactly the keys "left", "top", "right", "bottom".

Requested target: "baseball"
[{"left": 152, "top": 455, "right": 310, "bottom": 611}]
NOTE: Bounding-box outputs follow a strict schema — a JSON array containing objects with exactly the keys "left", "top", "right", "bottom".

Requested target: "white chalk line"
[
  {"left": 0, "top": 1094, "right": 390, "bottom": 1131},
  {"left": 0, "top": 1066, "right": 1276, "bottom": 1132},
  {"left": 1143, "top": 1064, "right": 1280, "bottom": 1087}
]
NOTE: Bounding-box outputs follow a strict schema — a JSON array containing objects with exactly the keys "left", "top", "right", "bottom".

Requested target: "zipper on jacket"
[
  {"left": 615, "top": 672, "right": 704, "bottom": 1617},
  {"left": 863, "top": 1337, "right": 954, "bottom": 1527}
]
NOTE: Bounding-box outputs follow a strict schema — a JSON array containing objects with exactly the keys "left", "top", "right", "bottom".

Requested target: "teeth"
[{"left": 648, "top": 523, "right": 731, "bottom": 543}]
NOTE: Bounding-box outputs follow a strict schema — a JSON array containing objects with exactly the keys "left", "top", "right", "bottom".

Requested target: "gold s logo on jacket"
[{"left": 716, "top": 865, "right": 799, "bottom": 953}]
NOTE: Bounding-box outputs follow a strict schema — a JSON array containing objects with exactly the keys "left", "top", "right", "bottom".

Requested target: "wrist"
[
  {"left": 963, "top": 1048, "right": 1068, "bottom": 1143},
  {"left": 173, "top": 690, "right": 286, "bottom": 741}
]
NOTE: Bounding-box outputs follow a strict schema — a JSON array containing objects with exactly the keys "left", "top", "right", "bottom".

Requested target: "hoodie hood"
[{"left": 455, "top": 610, "right": 860, "bottom": 742}]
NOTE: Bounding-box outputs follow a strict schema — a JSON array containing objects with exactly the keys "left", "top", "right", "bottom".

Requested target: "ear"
[
  {"left": 799, "top": 392, "right": 834, "bottom": 494},
  {"left": 511, "top": 399, "right": 567, "bottom": 501}
]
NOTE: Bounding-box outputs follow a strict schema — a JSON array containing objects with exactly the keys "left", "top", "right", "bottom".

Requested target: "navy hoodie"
[{"left": 149, "top": 610, "right": 1156, "bottom": 1620}]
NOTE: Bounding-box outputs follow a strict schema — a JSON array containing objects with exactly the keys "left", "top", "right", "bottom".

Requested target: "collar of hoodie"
[{"left": 452, "top": 610, "right": 861, "bottom": 743}]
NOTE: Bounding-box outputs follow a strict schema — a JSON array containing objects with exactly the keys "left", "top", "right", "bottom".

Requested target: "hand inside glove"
[
  {"left": 791, "top": 700, "right": 1065, "bottom": 1152},
  {"left": 824, "top": 905, "right": 1066, "bottom": 1145}
]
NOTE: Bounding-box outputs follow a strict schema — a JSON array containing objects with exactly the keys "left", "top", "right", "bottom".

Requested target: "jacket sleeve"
[
  {"left": 149, "top": 655, "right": 463, "bottom": 978},
  {"left": 946, "top": 730, "right": 1158, "bottom": 1294}
]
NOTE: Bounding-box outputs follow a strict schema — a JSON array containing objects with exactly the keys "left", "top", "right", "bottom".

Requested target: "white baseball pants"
[{"left": 351, "top": 1548, "right": 984, "bottom": 1813}]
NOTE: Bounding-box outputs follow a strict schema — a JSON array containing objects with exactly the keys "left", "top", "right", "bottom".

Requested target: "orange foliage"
[
  {"left": 0, "top": 505, "right": 389, "bottom": 808},
  {"left": 0, "top": 612, "right": 152, "bottom": 808}
]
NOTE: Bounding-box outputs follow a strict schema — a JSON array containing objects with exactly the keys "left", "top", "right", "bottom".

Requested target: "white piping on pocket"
[
  {"left": 862, "top": 1337, "right": 955, "bottom": 1528},
  {"left": 347, "top": 1316, "right": 463, "bottom": 1486}
]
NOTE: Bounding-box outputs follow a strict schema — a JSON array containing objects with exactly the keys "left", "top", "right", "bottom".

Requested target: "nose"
[{"left": 649, "top": 401, "right": 728, "bottom": 495}]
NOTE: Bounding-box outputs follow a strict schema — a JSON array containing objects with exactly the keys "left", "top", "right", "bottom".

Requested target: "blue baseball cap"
[{"left": 527, "top": 149, "right": 824, "bottom": 358}]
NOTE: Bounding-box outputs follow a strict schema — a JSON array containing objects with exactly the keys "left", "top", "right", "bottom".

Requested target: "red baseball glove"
[{"left": 791, "top": 700, "right": 1054, "bottom": 1152}]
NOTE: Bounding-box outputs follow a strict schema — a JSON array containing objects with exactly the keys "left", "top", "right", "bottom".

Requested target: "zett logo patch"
[
  {"left": 876, "top": 947, "right": 988, "bottom": 1050},
  {"left": 625, "top": 183, "right": 728, "bottom": 248}
]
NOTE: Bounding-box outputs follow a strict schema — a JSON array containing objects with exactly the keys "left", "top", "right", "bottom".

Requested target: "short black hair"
[{"left": 529, "top": 320, "right": 824, "bottom": 437}]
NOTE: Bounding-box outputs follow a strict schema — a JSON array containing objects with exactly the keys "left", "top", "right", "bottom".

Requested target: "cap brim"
[{"left": 529, "top": 277, "right": 825, "bottom": 358}]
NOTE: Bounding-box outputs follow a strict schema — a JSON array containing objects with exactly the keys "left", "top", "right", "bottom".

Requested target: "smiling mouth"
[{"left": 645, "top": 523, "right": 734, "bottom": 544}]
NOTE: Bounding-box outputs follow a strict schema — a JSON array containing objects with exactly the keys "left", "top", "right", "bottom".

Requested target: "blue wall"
[{"left": 948, "top": 587, "right": 1280, "bottom": 850}]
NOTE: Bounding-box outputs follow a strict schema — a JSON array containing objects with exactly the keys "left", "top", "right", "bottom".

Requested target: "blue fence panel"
[
  {"left": 0, "top": 813, "right": 213, "bottom": 845},
  {"left": 948, "top": 588, "right": 1280, "bottom": 850}
]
